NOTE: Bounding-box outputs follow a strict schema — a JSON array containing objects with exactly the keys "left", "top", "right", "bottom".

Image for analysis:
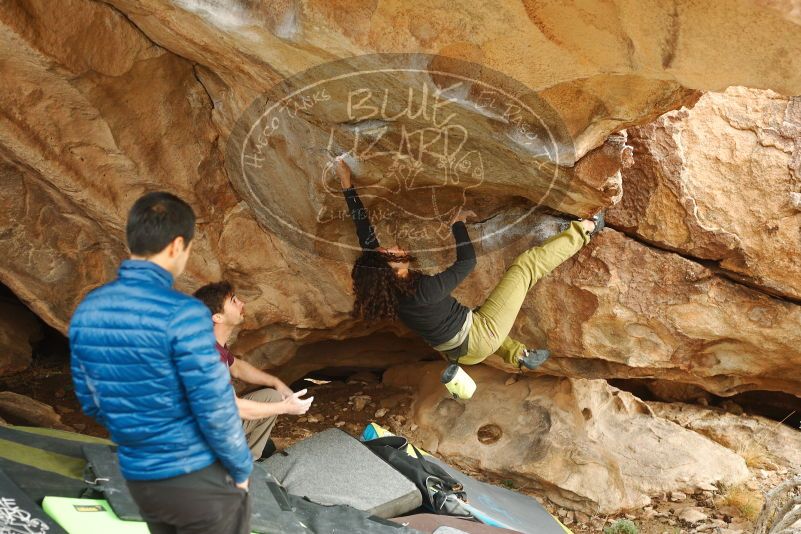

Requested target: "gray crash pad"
[{"left": 261, "top": 428, "right": 422, "bottom": 518}]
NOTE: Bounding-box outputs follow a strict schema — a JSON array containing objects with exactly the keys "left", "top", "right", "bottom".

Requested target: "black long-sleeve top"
[
  {"left": 343, "top": 187, "right": 380, "bottom": 250},
  {"left": 343, "top": 187, "right": 477, "bottom": 347}
]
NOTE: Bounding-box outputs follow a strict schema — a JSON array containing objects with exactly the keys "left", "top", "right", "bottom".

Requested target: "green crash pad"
[
  {"left": 42, "top": 493, "right": 408, "bottom": 534},
  {"left": 42, "top": 497, "right": 269, "bottom": 534},
  {"left": 42, "top": 497, "right": 149, "bottom": 534}
]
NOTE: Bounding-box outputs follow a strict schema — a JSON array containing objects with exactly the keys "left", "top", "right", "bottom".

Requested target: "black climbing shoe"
[
  {"left": 518, "top": 348, "right": 551, "bottom": 370},
  {"left": 256, "top": 438, "right": 277, "bottom": 462},
  {"left": 589, "top": 211, "right": 605, "bottom": 237}
]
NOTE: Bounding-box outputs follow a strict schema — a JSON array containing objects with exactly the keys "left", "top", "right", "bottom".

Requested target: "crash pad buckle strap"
[
  {"left": 408, "top": 444, "right": 464, "bottom": 496},
  {"left": 266, "top": 479, "right": 294, "bottom": 512},
  {"left": 82, "top": 444, "right": 143, "bottom": 521}
]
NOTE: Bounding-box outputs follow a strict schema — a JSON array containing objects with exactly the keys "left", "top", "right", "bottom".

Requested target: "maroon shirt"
[{"left": 215, "top": 342, "right": 234, "bottom": 369}]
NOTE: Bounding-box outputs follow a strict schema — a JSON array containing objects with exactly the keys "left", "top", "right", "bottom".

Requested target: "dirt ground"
[{"left": 0, "top": 360, "right": 771, "bottom": 533}]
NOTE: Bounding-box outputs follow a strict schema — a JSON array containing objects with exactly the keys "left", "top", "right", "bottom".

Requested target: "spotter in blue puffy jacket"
[{"left": 68, "top": 259, "right": 253, "bottom": 484}]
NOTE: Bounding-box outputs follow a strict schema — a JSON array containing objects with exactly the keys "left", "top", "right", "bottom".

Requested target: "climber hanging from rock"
[{"left": 336, "top": 158, "right": 603, "bottom": 397}]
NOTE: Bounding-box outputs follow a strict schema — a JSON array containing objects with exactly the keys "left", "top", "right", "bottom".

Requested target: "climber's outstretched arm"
[{"left": 337, "top": 159, "right": 379, "bottom": 250}]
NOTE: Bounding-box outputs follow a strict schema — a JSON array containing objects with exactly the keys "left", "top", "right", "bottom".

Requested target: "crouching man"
[{"left": 194, "top": 282, "right": 313, "bottom": 460}]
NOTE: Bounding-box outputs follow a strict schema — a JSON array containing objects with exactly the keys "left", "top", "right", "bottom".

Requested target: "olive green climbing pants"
[{"left": 458, "top": 221, "right": 591, "bottom": 366}]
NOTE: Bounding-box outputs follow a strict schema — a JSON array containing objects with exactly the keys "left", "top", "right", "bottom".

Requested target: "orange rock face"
[
  {"left": 514, "top": 228, "right": 801, "bottom": 397},
  {"left": 0, "top": 0, "right": 798, "bottom": 366},
  {"left": 1, "top": 0, "right": 801, "bottom": 513},
  {"left": 608, "top": 87, "right": 801, "bottom": 301},
  {"left": 0, "top": 300, "right": 42, "bottom": 376}
]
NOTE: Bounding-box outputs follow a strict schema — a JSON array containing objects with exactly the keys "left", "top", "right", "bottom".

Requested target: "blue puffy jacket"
[{"left": 69, "top": 260, "right": 253, "bottom": 483}]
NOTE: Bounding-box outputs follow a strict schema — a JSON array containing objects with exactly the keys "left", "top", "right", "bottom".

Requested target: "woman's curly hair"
[{"left": 351, "top": 250, "right": 418, "bottom": 322}]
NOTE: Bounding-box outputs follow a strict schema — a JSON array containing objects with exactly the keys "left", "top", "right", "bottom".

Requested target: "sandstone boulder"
[
  {"left": 0, "top": 4, "right": 800, "bottom": 518},
  {"left": 384, "top": 362, "right": 748, "bottom": 514},
  {"left": 0, "top": 0, "right": 795, "bottom": 356},
  {"left": 0, "top": 300, "right": 43, "bottom": 377},
  {"left": 0, "top": 391, "right": 72, "bottom": 430},
  {"left": 649, "top": 401, "right": 801, "bottom": 471},
  {"left": 102, "top": 0, "right": 801, "bottom": 158},
  {"left": 0, "top": 0, "right": 232, "bottom": 331},
  {"left": 608, "top": 87, "right": 801, "bottom": 301},
  {"left": 504, "top": 229, "right": 801, "bottom": 397}
]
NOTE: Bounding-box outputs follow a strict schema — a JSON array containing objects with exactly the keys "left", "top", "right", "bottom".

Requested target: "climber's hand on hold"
[
  {"left": 452, "top": 209, "right": 477, "bottom": 225},
  {"left": 336, "top": 158, "right": 352, "bottom": 189},
  {"left": 579, "top": 219, "right": 596, "bottom": 233},
  {"left": 580, "top": 211, "right": 605, "bottom": 236}
]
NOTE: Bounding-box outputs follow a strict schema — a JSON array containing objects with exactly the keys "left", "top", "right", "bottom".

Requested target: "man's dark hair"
[
  {"left": 193, "top": 281, "right": 234, "bottom": 315},
  {"left": 126, "top": 192, "right": 196, "bottom": 256}
]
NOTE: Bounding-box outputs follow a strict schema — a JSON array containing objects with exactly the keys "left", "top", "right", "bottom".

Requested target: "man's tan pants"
[{"left": 241, "top": 388, "right": 281, "bottom": 458}]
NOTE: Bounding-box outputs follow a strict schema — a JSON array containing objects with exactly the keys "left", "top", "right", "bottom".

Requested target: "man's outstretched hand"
[
  {"left": 280, "top": 388, "right": 314, "bottom": 415},
  {"left": 273, "top": 379, "right": 294, "bottom": 400},
  {"left": 336, "top": 159, "right": 352, "bottom": 189}
]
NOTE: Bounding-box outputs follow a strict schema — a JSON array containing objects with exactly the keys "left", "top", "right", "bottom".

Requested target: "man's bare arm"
[
  {"left": 234, "top": 389, "right": 313, "bottom": 420},
  {"left": 230, "top": 358, "right": 293, "bottom": 398}
]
